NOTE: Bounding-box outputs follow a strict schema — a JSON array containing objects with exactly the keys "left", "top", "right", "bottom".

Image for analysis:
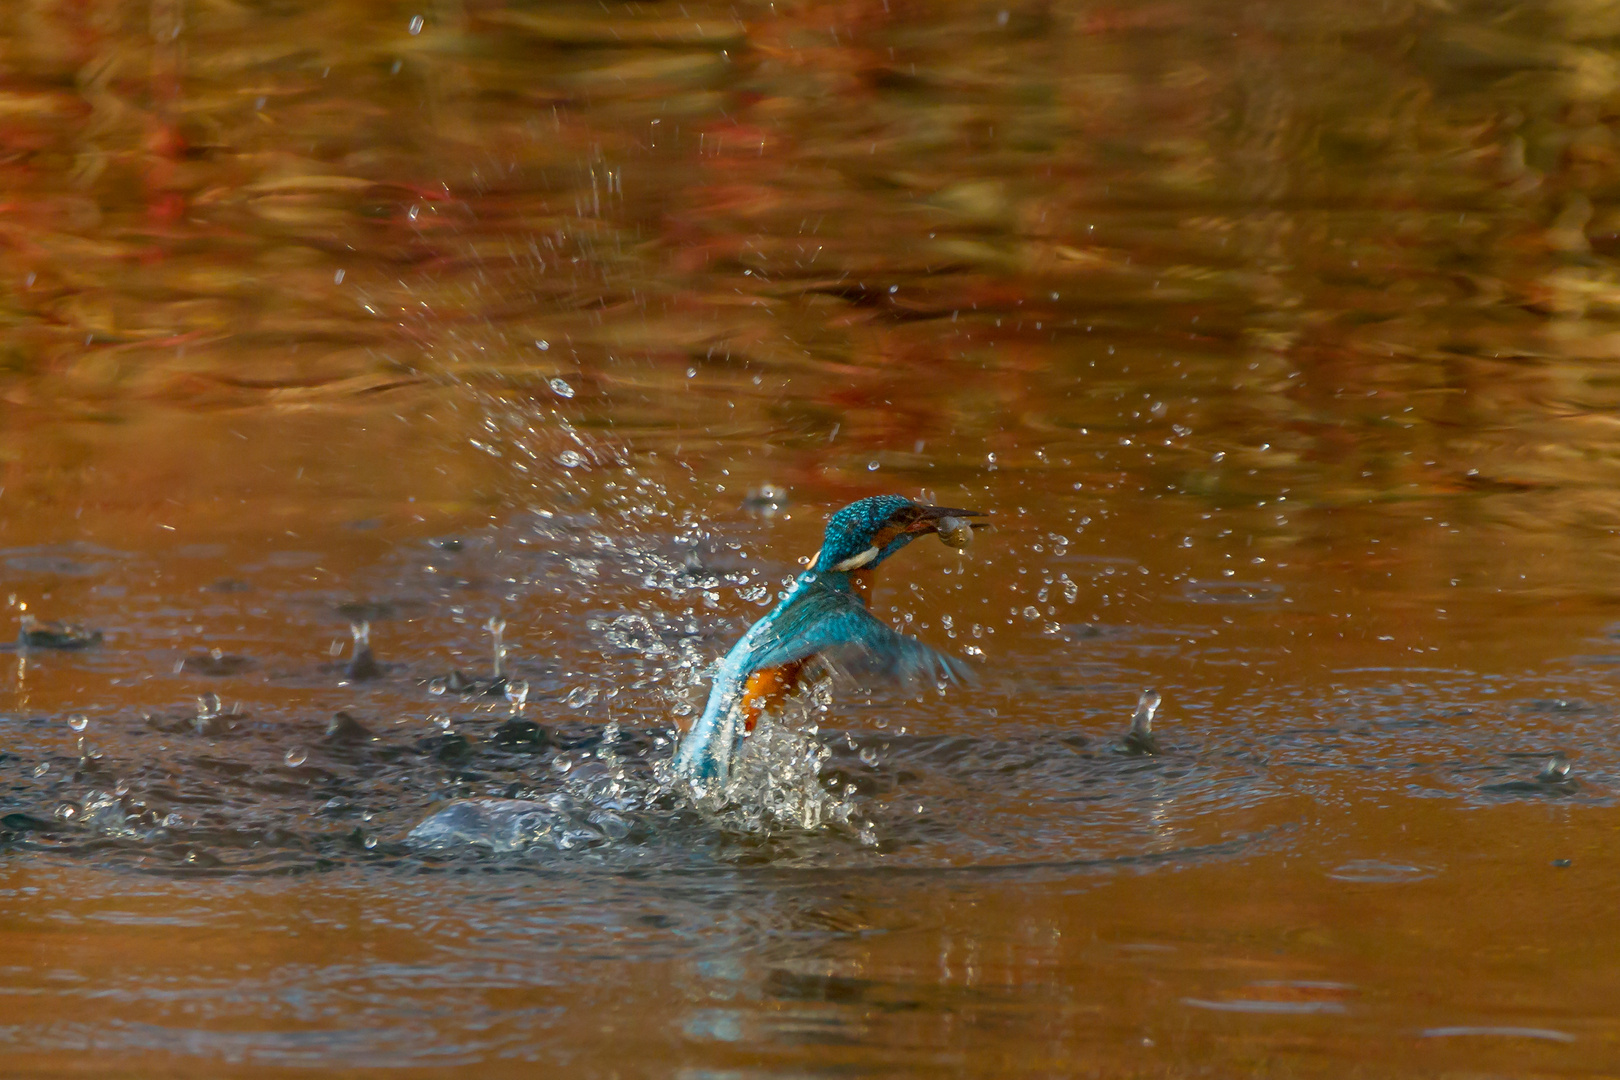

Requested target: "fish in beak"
[{"left": 910, "top": 505, "right": 987, "bottom": 549}]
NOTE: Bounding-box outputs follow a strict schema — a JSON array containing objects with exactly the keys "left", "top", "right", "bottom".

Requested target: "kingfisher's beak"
[{"left": 909, "top": 505, "right": 988, "bottom": 534}]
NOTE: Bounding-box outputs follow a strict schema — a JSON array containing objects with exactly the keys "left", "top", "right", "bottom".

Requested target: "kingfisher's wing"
[{"left": 744, "top": 582, "right": 973, "bottom": 686}]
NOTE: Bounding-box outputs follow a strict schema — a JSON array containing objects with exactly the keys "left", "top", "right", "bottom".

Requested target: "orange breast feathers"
[
  {"left": 739, "top": 660, "right": 806, "bottom": 732},
  {"left": 733, "top": 560, "right": 880, "bottom": 734}
]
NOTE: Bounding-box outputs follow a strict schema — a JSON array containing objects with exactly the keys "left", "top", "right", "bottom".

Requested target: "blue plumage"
[
  {"left": 672, "top": 494, "right": 982, "bottom": 789},
  {"left": 813, "top": 494, "right": 914, "bottom": 570}
]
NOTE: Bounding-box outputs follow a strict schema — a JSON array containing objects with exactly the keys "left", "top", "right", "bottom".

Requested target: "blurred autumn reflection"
[
  {"left": 0, "top": 1, "right": 1609, "bottom": 390},
  {"left": 3, "top": 0, "right": 1620, "bottom": 530}
]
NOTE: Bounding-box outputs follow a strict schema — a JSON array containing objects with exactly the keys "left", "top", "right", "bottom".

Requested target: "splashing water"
[
  {"left": 411, "top": 704, "right": 859, "bottom": 854},
  {"left": 486, "top": 616, "right": 507, "bottom": 678}
]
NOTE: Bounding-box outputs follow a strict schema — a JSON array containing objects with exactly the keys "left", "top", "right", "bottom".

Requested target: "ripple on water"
[
  {"left": 1182, "top": 997, "right": 1349, "bottom": 1015},
  {"left": 1326, "top": 859, "right": 1438, "bottom": 883},
  {"left": 0, "top": 682, "right": 1296, "bottom": 878},
  {"left": 1420, "top": 1026, "right": 1577, "bottom": 1043},
  {"left": 0, "top": 543, "right": 130, "bottom": 577}
]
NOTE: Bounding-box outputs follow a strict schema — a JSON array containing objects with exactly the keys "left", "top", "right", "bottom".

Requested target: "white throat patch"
[{"left": 829, "top": 546, "right": 880, "bottom": 572}]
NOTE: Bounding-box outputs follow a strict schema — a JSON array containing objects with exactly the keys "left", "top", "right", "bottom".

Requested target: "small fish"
[
  {"left": 937, "top": 515, "right": 975, "bottom": 550},
  {"left": 1118, "top": 690, "right": 1162, "bottom": 755}
]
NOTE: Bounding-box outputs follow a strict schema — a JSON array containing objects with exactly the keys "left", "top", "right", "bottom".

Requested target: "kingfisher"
[{"left": 672, "top": 494, "right": 984, "bottom": 788}]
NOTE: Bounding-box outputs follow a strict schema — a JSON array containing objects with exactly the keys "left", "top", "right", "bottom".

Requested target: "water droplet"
[
  {"left": 486, "top": 616, "right": 508, "bottom": 678},
  {"left": 557, "top": 450, "right": 586, "bottom": 468},
  {"left": 408, "top": 13, "right": 424, "bottom": 34},
  {"left": 114, "top": 779, "right": 130, "bottom": 796},
  {"left": 536, "top": 339, "right": 550, "bottom": 351},
  {"left": 1539, "top": 754, "right": 1572, "bottom": 782},
  {"left": 867, "top": 460, "right": 880, "bottom": 471},
  {"left": 67, "top": 714, "right": 88, "bottom": 732},
  {"left": 284, "top": 747, "right": 307, "bottom": 767},
  {"left": 505, "top": 679, "right": 530, "bottom": 709},
  {"left": 197, "top": 692, "right": 221, "bottom": 718},
  {"left": 549, "top": 377, "right": 575, "bottom": 398},
  {"left": 364, "top": 834, "right": 379, "bottom": 849},
  {"left": 334, "top": 268, "right": 345, "bottom": 284},
  {"left": 430, "top": 712, "right": 452, "bottom": 731},
  {"left": 32, "top": 762, "right": 48, "bottom": 777},
  {"left": 408, "top": 204, "right": 420, "bottom": 220}
]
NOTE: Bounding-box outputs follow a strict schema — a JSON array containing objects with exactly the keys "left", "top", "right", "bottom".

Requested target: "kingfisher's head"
[{"left": 810, "top": 495, "right": 985, "bottom": 574}]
